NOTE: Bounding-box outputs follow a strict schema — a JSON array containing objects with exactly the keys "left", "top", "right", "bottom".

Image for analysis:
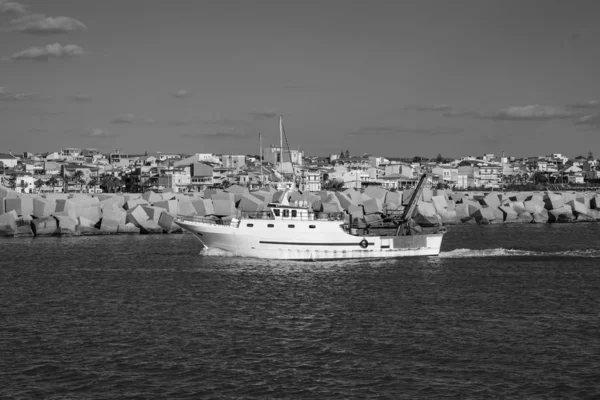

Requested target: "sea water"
[{"left": 1, "top": 223, "right": 599, "bottom": 399}]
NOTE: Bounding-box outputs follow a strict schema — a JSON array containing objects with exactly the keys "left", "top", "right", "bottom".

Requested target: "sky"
[{"left": 1, "top": 0, "right": 600, "bottom": 159}]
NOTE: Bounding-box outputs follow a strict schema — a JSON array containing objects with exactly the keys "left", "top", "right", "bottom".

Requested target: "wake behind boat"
[{"left": 175, "top": 173, "right": 446, "bottom": 261}]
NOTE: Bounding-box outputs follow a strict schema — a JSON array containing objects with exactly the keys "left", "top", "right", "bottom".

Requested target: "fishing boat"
[{"left": 175, "top": 172, "right": 446, "bottom": 261}]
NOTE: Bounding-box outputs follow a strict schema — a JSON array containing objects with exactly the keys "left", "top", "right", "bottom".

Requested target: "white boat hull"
[{"left": 176, "top": 217, "right": 444, "bottom": 261}]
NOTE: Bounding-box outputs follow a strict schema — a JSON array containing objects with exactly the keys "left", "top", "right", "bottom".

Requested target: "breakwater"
[{"left": 1, "top": 185, "right": 599, "bottom": 237}]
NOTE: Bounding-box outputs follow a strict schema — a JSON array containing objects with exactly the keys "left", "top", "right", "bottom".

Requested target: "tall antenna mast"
[
  {"left": 279, "top": 116, "right": 283, "bottom": 182},
  {"left": 259, "top": 132, "right": 263, "bottom": 187}
]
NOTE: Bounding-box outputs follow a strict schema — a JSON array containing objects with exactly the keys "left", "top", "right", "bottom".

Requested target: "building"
[
  {"left": 0, "top": 153, "right": 19, "bottom": 169},
  {"left": 263, "top": 145, "right": 303, "bottom": 166},
  {"left": 221, "top": 154, "right": 246, "bottom": 169}
]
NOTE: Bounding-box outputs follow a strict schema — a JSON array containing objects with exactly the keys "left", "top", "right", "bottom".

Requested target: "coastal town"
[{"left": 1, "top": 147, "right": 598, "bottom": 195}]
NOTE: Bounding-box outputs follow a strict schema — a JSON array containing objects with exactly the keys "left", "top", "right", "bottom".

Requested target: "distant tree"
[
  {"left": 34, "top": 178, "right": 45, "bottom": 193},
  {"left": 46, "top": 176, "right": 59, "bottom": 192},
  {"left": 412, "top": 156, "right": 422, "bottom": 163},
  {"left": 88, "top": 178, "right": 98, "bottom": 192},
  {"left": 8, "top": 174, "right": 17, "bottom": 190},
  {"left": 344, "top": 150, "right": 350, "bottom": 158},
  {"left": 144, "top": 150, "right": 148, "bottom": 156},
  {"left": 72, "top": 170, "right": 85, "bottom": 192},
  {"left": 435, "top": 153, "right": 444, "bottom": 163},
  {"left": 588, "top": 151, "right": 594, "bottom": 160},
  {"left": 458, "top": 160, "right": 472, "bottom": 167},
  {"left": 339, "top": 151, "right": 345, "bottom": 159}
]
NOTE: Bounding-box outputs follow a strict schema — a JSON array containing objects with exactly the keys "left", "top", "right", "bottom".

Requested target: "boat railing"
[
  {"left": 240, "top": 210, "right": 346, "bottom": 221},
  {"left": 177, "top": 214, "right": 238, "bottom": 227}
]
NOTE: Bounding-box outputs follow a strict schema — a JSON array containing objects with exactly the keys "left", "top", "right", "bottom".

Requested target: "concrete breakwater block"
[
  {"left": 5, "top": 197, "right": 34, "bottom": 217},
  {"left": 126, "top": 205, "right": 149, "bottom": 227},
  {"left": 438, "top": 210, "right": 459, "bottom": 224},
  {"left": 142, "top": 206, "right": 163, "bottom": 222},
  {"left": 33, "top": 197, "right": 56, "bottom": 218},
  {"left": 0, "top": 210, "right": 18, "bottom": 236},
  {"left": 123, "top": 198, "right": 149, "bottom": 210},
  {"left": 212, "top": 198, "right": 236, "bottom": 217},
  {"left": 544, "top": 193, "right": 565, "bottom": 210},
  {"left": 431, "top": 195, "right": 448, "bottom": 213},
  {"left": 31, "top": 216, "right": 59, "bottom": 236},
  {"left": 177, "top": 199, "right": 197, "bottom": 216},
  {"left": 454, "top": 204, "right": 470, "bottom": 221},
  {"left": 191, "top": 199, "right": 215, "bottom": 216},
  {"left": 238, "top": 194, "right": 264, "bottom": 213},
  {"left": 531, "top": 209, "right": 549, "bottom": 223},
  {"left": 103, "top": 208, "right": 126, "bottom": 225},
  {"left": 334, "top": 192, "right": 354, "bottom": 211},
  {"left": 347, "top": 204, "right": 364, "bottom": 219},
  {"left": 548, "top": 206, "right": 574, "bottom": 223},
  {"left": 118, "top": 223, "right": 140, "bottom": 234},
  {"left": 498, "top": 205, "right": 518, "bottom": 222},
  {"left": 322, "top": 202, "right": 341, "bottom": 214},
  {"left": 416, "top": 201, "right": 437, "bottom": 217},
  {"left": 55, "top": 215, "right": 78, "bottom": 235},
  {"left": 158, "top": 212, "right": 182, "bottom": 233},
  {"left": 142, "top": 190, "right": 162, "bottom": 204},
  {"left": 249, "top": 190, "right": 273, "bottom": 204},
  {"left": 516, "top": 212, "right": 534, "bottom": 223},
  {"left": 153, "top": 199, "right": 178, "bottom": 214},
  {"left": 139, "top": 220, "right": 163, "bottom": 234},
  {"left": 362, "top": 198, "right": 383, "bottom": 214},
  {"left": 16, "top": 216, "right": 34, "bottom": 236},
  {"left": 473, "top": 207, "right": 496, "bottom": 224}
]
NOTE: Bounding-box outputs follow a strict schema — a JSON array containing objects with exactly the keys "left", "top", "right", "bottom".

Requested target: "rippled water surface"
[{"left": 2, "top": 223, "right": 600, "bottom": 399}]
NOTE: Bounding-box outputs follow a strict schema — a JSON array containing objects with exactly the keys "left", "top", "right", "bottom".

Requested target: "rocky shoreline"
[{"left": 1, "top": 185, "right": 599, "bottom": 238}]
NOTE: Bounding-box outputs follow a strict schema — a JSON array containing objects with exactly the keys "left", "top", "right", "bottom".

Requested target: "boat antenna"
[
  {"left": 259, "top": 132, "right": 263, "bottom": 187},
  {"left": 279, "top": 115, "right": 298, "bottom": 189}
]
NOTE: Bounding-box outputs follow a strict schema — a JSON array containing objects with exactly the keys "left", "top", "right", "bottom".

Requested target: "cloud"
[
  {"left": 4, "top": 43, "right": 85, "bottom": 61},
  {"left": 0, "top": 87, "right": 42, "bottom": 102},
  {"left": 567, "top": 100, "right": 600, "bottom": 109},
  {"left": 405, "top": 104, "right": 451, "bottom": 112},
  {"left": 111, "top": 113, "right": 136, "bottom": 124},
  {"left": 482, "top": 105, "right": 580, "bottom": 120},
  {"left": 576, "top": 112, "right": 600, "bottom": 127},
  {"left": 110, "top": 113, "right": 157, "bottom": 125},
  {"left": 250, "top": 110, "right": 277, "bottom": 120},
  {"left": 68, "top": 94, "right": 91, "bottom": 103},
  {"left": 348, "top": 125, "right": 461, "bottom": 136},
  {"left": 84, "top": 128, "right": 121, "bottom": 138},
  {"left": 7, "top": 14, "right": 87, "bottom": 35},
  {"left": 442, "top": 109, "right": 480, "bottom": 118},
  {"left": 172, "top": 89, "right": 189, "bottom": 98},
  {"left": 167, "top": 119, "right": 194, "bottom": 127},
  {"left": 0, "top": 0, "right": 27, "bottom": 14}
]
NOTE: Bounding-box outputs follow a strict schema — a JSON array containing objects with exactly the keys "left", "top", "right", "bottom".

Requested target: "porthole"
[
  {"left": 309, "top": 225, "right": 316, "bottom": 229},
  {"left": 267, "top": 224, "right": 274, "bottom": 228},
  {"left": 246, "top": 223, "right": 254, "bottom": 227},
  {"left": 288, "top": 224, "right": 295, "bottom": 228}
]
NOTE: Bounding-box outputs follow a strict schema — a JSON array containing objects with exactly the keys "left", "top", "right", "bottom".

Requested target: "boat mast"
[
  {"left": 395, "top": 173, "right": 430, "bottom": 236},
  {"left": 259, "top": 132, "right": 263, "bottom": 187},
  {"left": 279, "top": 116, "right": 283, "bottom": 186}
]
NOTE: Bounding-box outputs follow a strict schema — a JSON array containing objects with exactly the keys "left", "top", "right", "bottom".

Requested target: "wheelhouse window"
[
  {"left": 273, "top": 209, "right": 280, "bottom": 217},
  {"left": 283, "top": 209, "right": 289, "bottom": 217},
  {"left": 291, "top": 210, "right": 297, "bottom": 217}
]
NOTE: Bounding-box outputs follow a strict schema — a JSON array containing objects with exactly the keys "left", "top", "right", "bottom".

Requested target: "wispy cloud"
[
  {"left": 481, "top": 105, "right": 580, "bottom": 120},
  {"left": 0, "top": 87, "right": 42, "bottom": 102},
  {"left": 348, "top": 125, "right": 461, "bottom": 136},
  {"left": 172, "top": 89, "right": 190, "bottom": 98},
  {"left": 110, "top": 113, "right": 157, "bottom": 125},
  {"left": 442, "top": 109, "right": 480, "bottom": 118},
  {"left": 567, "top": 100, "right": 600, "bottom": 109},
  {"left": 111, "top": 113, "right": 136, "bottom": 124},
  {"left": 405, "top": 104, "right": 451, "bottom": 112},
  {"left": 6, "top": 14, "right": 87, "bottom": 35},
  {"left": 250, "top": 110, "right": 277, "bottom": 120},
  {"left": 0, "top": 0, "right": 27, "bottom": 14},
  {"left": 167, "top": 119, "right": 194, "bottom": 127},
  {"left": 576, "top": 112, "right": 600, "bottom": 127},
  {"left": 83, "top": 128, "right": 121, "bottom": 138},
  {"left": 68, "top": 94, "right": 91, "bottom": 103},
  {"left": 3, "top": 43, "right": 85, "bottom": 61}
]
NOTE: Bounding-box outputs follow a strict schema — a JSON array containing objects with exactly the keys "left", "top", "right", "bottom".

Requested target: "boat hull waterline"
[{"left": 176, "top": 218, "right": 444, "bottom": 261}]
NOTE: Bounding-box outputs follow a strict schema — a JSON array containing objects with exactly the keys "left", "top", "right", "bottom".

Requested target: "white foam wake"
[
  {"left": 439, "top": 248, "right": 600, "bottom": 258},
  {"left": 199, "top": 247, "right": 237, "bottom": 257}
]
